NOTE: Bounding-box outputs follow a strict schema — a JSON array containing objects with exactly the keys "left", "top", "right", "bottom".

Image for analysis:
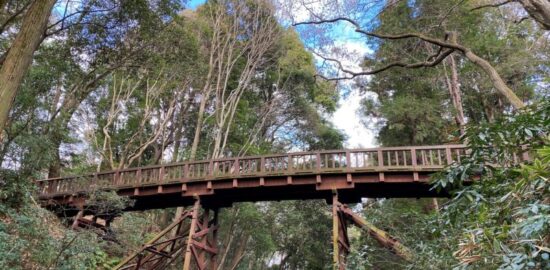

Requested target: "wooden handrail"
[{"left": 37, "top": 145, "right": 472, "bottom": 196}]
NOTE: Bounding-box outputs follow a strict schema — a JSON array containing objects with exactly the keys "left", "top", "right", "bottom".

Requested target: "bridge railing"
[{"left": 36, "top": 145, "right": 469, "bottom": 196}]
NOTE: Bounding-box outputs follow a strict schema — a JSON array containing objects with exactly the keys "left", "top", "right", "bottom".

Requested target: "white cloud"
[
  {"left": 274, "top": 0, "right": 379, "bottom": 149},
  {"left": 331, "top": 89, "right": 376, "bottom": 148},
  {"left": 322, "top": 40, "right": 376, "bottom": 148}
]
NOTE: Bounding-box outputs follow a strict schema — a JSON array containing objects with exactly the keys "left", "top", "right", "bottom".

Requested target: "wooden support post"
[
  {"left": 197, "top": 209, "right": 209, "bottom": 264},
  {"left": 183, "top": 197, "right": 200, "bottom": 270},
  {"left": 114, "top": 209, "right": 194, "bottom": 270},
  {"left": 332, "top": 192, "right": 339, "bottom": 270},
  {"left": 332, "top": 192, "right": 350, "bottom": 270},
  {"left": 71, "top": 209, "right": 84, "bottom": 230},
  {"left": 210, "top": 209, "right": 219, "bottom": 270}
]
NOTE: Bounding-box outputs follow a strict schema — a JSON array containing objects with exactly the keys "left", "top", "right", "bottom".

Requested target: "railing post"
[
  {"left": 411, "top": 148, "right": 417, "bottom": 167},
  {"left": 159, "top": 166, "right": 164, "bottom": 184},
  {"left": 260, "top": 157, "right": 265, "bottom": 174},
  {"left": 209, "top": 160, "right": 214, "bottom": 177},
  {"left": 377, "top": 150, "right": 384, "bottom": 168},
  {"left": 233, "top": 158, "right": 239, "bottom": 176},
  {"left": 184, "top": 163, "right": 190, "bottom": 180},
  {"left": 316, "top": 152, "right": 321, "bottom": 172},
  {"left": 288, "top": 154, "right": 293, "bottom": 173},
  {"left": 345, "top": 150, "right": 351, "bottom": 169},
  {"left": 136, "top": 168, "right": 142, "bottom": 185},
  {"left": 445, "top": 147, "right": 452, "bottom": 165},
  {"left": 114, "top": 170, "right": 120, "bottom": 186}
]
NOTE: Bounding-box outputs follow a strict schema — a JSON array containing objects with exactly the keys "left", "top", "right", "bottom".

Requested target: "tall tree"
[{"left": 0, "top": 0, "right": 55, "bottom": 138}]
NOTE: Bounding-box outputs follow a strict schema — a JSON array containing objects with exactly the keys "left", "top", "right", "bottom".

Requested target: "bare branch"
[
  {"left": 293, "top": 17, "right": 525, "bottom": 108},
  {"left": 312, "top": 48, "right": 453, "bottom": 80},
  {"left": 470, "top": 0, "right": 516, "bottom": 11},
  {"left": 295, "top": 17, "right": 467, "bottom": 51}
]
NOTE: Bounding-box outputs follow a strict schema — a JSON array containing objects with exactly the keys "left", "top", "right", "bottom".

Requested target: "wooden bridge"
[
  {"left": 38, "top": 144, "right": 468, "bottom": 211},
  {"left": 36, "top": 144, "right": 471, "bottom": 270}
]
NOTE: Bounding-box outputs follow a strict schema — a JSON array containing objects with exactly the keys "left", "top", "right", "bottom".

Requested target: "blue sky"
[
  {"left": 53, "top": 0, "right": 376, "bottom": 147},
  {"left": 184, "top": 0, "right": 376, "bottom": 147},
  {"left": 186, "top": 0, "right": 205, "bottom": 10}
]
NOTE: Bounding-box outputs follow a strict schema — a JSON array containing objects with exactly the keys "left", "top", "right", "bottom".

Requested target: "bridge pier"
[
  {"left": 332, "top": 192, "right": 350, "bottom": 270},
  {"left": 114, "top": 197, "right": 218, "bottom": 270},
  {"left": 182, "top": 197, "right": 219, "bottom": 270}
]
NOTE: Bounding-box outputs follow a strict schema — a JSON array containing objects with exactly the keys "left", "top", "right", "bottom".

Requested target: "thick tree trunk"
[
  {"left": 519, "top": 0, "right": 550, "bottom": 30},
  {"left": 0, "top": 0, "right": 56, "bottom": 138}
]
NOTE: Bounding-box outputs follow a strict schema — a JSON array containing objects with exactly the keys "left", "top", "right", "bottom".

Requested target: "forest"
[{"left": 0, "top": 0, "right": 548, "bottom": 269}]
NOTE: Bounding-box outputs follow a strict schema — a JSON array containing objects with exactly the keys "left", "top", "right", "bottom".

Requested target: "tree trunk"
[
  {"left": 217, "top": 208, "right": 239, "bottom": 270},
  {"left": 444, "top": 55, "right": 466, "bottom": 135},
  {"left": 45, "top": 115, "right": 69, "bottom": 178},
  {"left": 0, "top": 0, "right": 56, "bottom": 138},
  {"left": 519, "top": 0, "right": 550, "bottom": 30},
  {"left": 189, "top": 87, "right": 210, "bottom": 161},
  {"left": 171, "top": 125, "right": 182, "bottom": 163},
  {"left": 47, "top": 143, "right": 62, "bottom": 178},
  {"left": 228, "top": 236, "right": 249, "bottom": 270},
  {"left": 173, "top": 87, "right": 211, "bottom": 223},
  {"left": 463, "top": 49, "right": 525, "bottom": 109},
  {"left": 340, "top": 205, "right": 413, "bottom": 261}
]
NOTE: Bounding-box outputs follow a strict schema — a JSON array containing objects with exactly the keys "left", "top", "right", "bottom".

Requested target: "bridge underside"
[{"left": 41, "top": 170, "right": 449, "bottom": 217}]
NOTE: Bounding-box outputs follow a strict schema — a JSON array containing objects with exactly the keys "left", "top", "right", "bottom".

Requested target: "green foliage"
[
  {"left": 0, "top": 170, "right": 34, "bottom": 209},
  {"left": 346, "top": 199, "right": 438, "bottom": 269},
  {"left": 376, "top": 94, "right": 448, "bottom": 146},
  {"left": 421, "top": 101, "right": 550, "bottom": 269},
  {"left": 361, "top": 0, "right": 547, "bottom": 146},
  {"left": 0, "top": 202, "right": 106, "bottom": 270}
]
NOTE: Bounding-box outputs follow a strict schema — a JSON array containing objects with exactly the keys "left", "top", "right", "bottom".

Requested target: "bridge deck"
[{"left": 37, "top": 145, "right": 467, "bottom": 212}]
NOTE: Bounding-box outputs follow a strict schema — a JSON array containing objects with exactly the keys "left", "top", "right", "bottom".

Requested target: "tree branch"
[
  {"left": 312, "top": 47, "right": 453, "bottom": 81},
  {"left": 293, "top": 17, "right": 525, "bottom": 108},
  {"left": 295, "top": 17, "right": 468, "bottom": 51},
  {"left": 470, "top": 0, "right": 516, "bottom": 11}
]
